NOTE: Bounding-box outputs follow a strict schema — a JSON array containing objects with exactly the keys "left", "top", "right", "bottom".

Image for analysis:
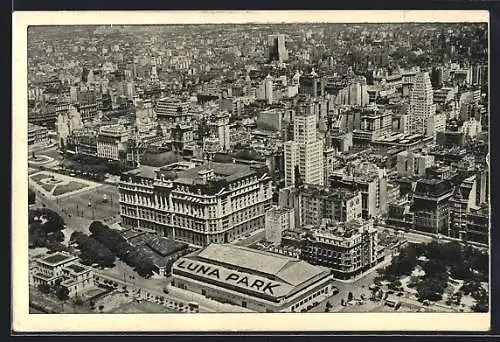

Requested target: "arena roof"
[{"left": 196, "top": 244, "right": 328, "bottom": 287}]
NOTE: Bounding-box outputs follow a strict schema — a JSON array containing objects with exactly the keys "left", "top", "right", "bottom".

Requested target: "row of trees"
[
  {"left": 71, "top": 231, "right": 115, "bottom": 267},
  {"left": 89, "top": 221, "right": 156, "bottom": 278}
]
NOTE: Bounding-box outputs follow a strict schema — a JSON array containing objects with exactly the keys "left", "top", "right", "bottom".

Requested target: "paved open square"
[{"left": 29, "top": 171, "right": 101, "bottom": 199}]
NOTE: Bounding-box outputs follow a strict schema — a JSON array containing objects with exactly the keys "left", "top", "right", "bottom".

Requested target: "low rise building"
[{"left": 31, "top": 252, "right": 94, "bottom": 297}]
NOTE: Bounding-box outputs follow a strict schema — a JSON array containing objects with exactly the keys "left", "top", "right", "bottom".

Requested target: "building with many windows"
[
  {"left": 171, "top": 244, "right": 334, "bottom": 312},
  {"left": 330, "top": 161, "right": 388, "bottom": 219},
  {"left": 30, "top": 252, "right": 95, "bottom": 297},
  {"left": 448, "top": 175, "right": 477, "bottom": 239},
  {"left": 155, "top": 97, "right": 192, "bottom": 125},
  {"left": 97, "top": 124, "right": 129, "bottom": 161},
  {"left": 284, "top": 100, "right": 324, "bottom": 187},
  {"left": 396, "top": 150, "right": 435, "bottom": 177},
  {"left": 267, "top": 34, "right": 288, "bottom": 62},
  {"left": 119, "top": 162, "right": 272, "bottom": 247},
  {"left": 409, "top": 72, "right": 436, "bottom": 135},
  {"left": 466, "top": 205, "right": 489, "bottom": 245},
  {"left": 411, "top": 178, "right": 454, "bottom": 235},
  {"left": 298, "top": 184, "right": 362, "bottom": 227},
  {"left": 265, "top": 206, "right": 295, "bottom": 245},
  {"left": 300, "top": 219, "right": 383, "bottom": 280},
  {"left": 28, "top": 123, "right": 49, "bottom": 146}
]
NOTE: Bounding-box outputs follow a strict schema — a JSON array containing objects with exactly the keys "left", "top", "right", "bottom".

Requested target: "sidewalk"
[
  {"left": 166, "top": 285, "right": 255, "bottom": 313},
  {"left": 334, "top": 255, "right": 392, "bottom": 284}
]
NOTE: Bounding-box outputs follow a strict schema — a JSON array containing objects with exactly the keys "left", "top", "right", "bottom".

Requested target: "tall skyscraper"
[
  {"left": 212, "top": 111, "right": 231, "bottom": 152},
  {"left": 268, "top": 34, "right": 289, "bottom": 62},
  {"left": 284, "top": 101, "right": 324, "bottom": 187},
  {"left": 409, "top": 72, "right": 436, "bottom": 135},
  {"left": 264, "top": 74, "right": 273, "bottom": 104}
]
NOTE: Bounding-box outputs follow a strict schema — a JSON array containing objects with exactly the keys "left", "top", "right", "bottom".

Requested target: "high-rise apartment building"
[
  {"left": 298, "top": 185, "right": 362, "bottom": 227},
  {"left": 155, "top": 97, "right": 191, "bottom": 125},
  {"left": 449, "top": 175, "right": 477, "bottom": 239},
  {"left": 97, "top": 124, "right": 129, "bottom": 161},
  {"left": 284, "top": 101, "right": 324, "bottom": 187},
  {"left": 409, "top": 72, "right": 436, "bottom": 135}
]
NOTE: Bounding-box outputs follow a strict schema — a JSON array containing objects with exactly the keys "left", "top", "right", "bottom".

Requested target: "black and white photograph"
[{"left": 12, "top": 10, "right": 491, "bottom": 332}]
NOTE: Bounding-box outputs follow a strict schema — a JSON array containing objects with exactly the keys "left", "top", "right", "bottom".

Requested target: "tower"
[
  {"left": 409, "top": 72, "right": 436, "bottom": 135},
  {"left": 284, "top": 100, "right": 324, "bottom": 187},
  {"left": 265, "top": 74, "right": 274, "bottom": 105},
  {"left": 212, "top": 111, "right": 231, "bottom": 151},
  {"left": 268, "top": 34, "right": 288, "bottom": 62},
  {"left": 203, "top": 134, "right": 222, "bottom": 169}
]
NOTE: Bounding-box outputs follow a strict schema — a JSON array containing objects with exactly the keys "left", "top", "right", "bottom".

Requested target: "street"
[
  {"left": 308, "top": 257, "right": 392, "bottom": 313},
  {"left": 32, "top": 182, "right": 120, "bottom": 244}
]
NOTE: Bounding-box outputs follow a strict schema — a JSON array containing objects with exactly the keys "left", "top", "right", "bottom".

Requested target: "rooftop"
[
  {"left": 195, "top": 244, "right": 328, "bottom": 286},
  {"left": 65, "top": 263, "right": 87, "bottom": 274},
  {"left": 312, "top": 220, "right": 372, "bottom": 239},
  {"left": 40, "top": 252, "right": 76, "bottom": 266},
  {"left": 414, "top": 178, "right": 454, "bottom": 197},
  {"left": 174, "top": 162, "right": 259, "bottom": 185},
  {"left": 145, "top": 235, "right": 188, "bottom": 257}
]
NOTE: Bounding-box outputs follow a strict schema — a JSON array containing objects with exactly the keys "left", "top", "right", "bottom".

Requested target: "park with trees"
[{"left": 375, "top": 240, "right": 489, "bottom": 312}]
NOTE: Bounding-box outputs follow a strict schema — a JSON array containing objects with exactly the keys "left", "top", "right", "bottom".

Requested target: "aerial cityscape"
[{"left": 26, "top": 22, "right": 489, "bottom": 315}]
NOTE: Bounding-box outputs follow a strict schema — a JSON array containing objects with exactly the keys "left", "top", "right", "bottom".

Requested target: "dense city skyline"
[{"left": 24, "top": 20, "right": 489, "bottom": 320}]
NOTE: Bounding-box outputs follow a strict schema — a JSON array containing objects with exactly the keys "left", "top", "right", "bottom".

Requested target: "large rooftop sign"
[{"left": 173, "top": 258, "right": 292, "bottom": 298}]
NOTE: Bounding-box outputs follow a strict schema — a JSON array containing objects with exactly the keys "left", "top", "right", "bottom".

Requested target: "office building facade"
[{"left": 119, "top": 162, "right": 272, "bottom": 247}]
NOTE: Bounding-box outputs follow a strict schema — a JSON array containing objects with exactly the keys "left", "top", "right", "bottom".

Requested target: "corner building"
[
  {"left": 119, "top": 163, "right": 272, "bottom": 247},
  {"left": 171, "top": 244, "right": 334, "bottom": 312}
]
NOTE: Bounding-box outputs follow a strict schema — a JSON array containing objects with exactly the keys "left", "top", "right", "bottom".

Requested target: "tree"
[
  {"left": 38, "top": 283, "right": 51, "bottom": 294},
  {"left": 388, "top": 279, "right": 403, "bottom": 291},
  {"left": 450, "top": 263, "right": 473, "bottom": 281},
  {"left": 55, "top": 286, "right": 69, "bottom": 301},
  {"left": 28, "top": 188, "right": 36, "bottom": 205},
  {"left": 423, "top": 259, "right": 447, "bottom": 277},
  {"left": 32, "top": 208, "right": 65, "bottom": 233},
  {"left": 417, "top": 277, "right": 446, "bottom": 302},
  {"left": 347, "top": 292, "right": 354, "bottom": 301},
  {"left": 29, "top": 223, "right": 47, "bottom": 248},
  {"left": 73, "top": 297, "right": 84, "bottom": 306}
]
